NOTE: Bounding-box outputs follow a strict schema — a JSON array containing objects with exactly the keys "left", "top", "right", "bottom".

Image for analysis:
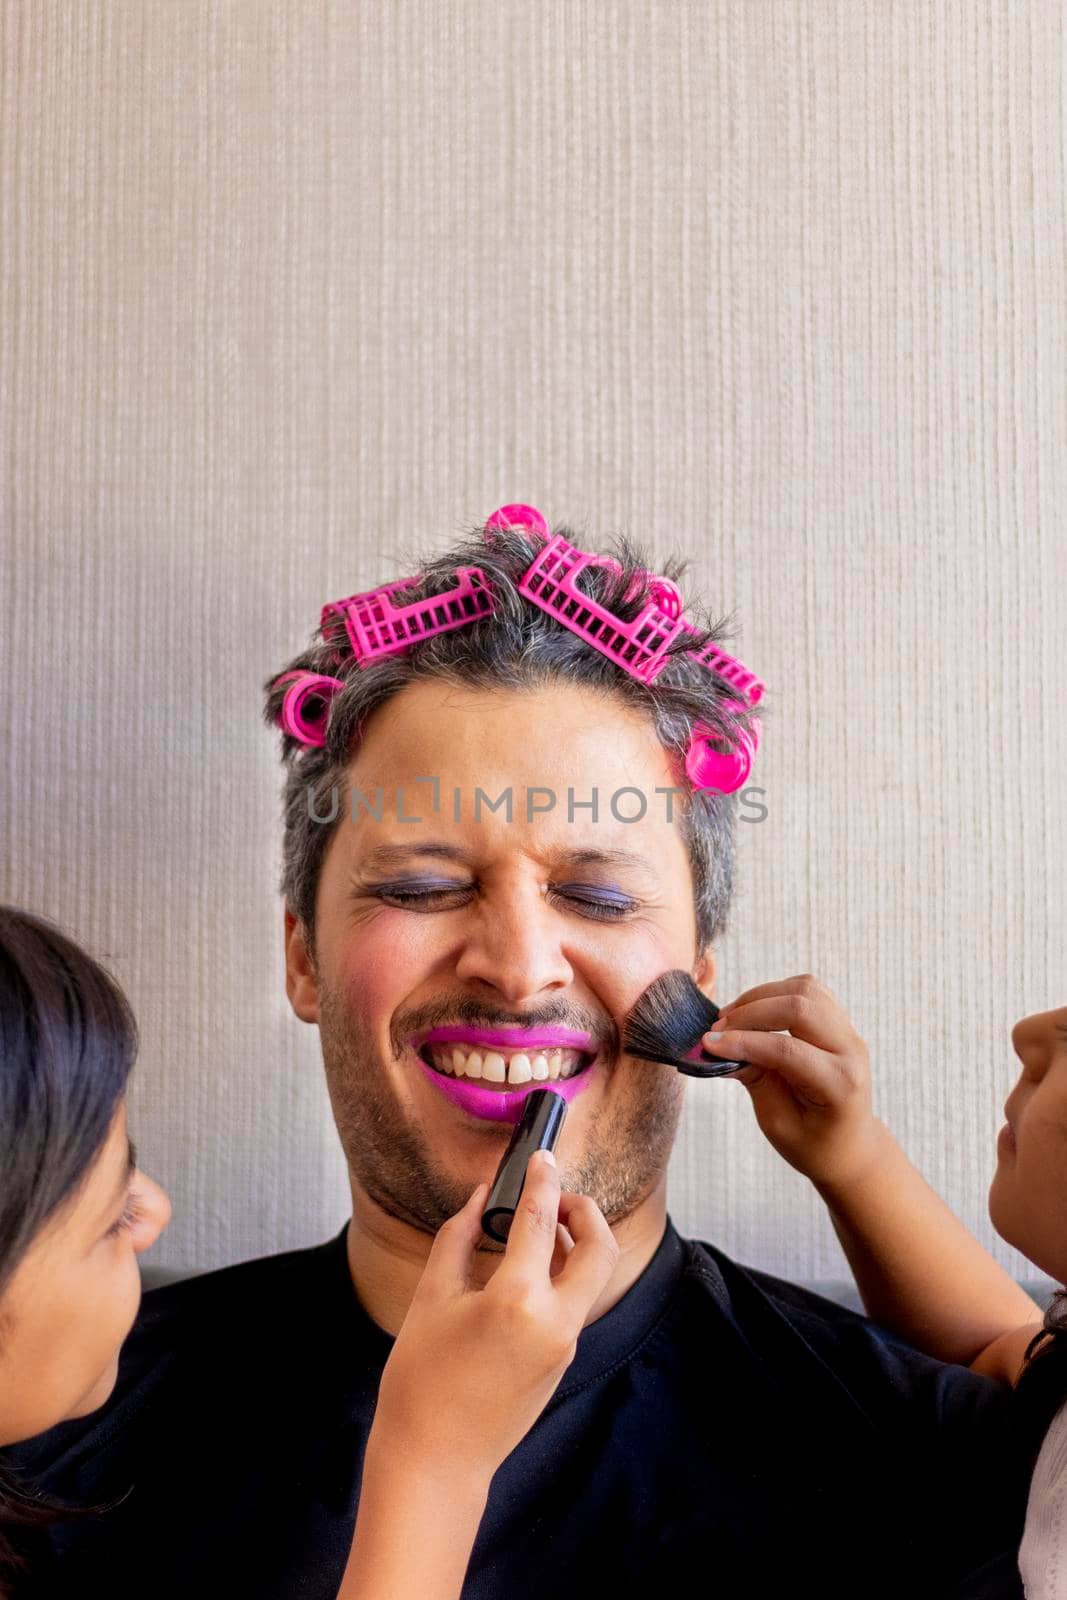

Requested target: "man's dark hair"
[
  {"left": 263, "top": 516, "right": 761, "bottom": 960},
  {"left": 1014, "top": 1294, "right": 1067, "bottom": 1461}
]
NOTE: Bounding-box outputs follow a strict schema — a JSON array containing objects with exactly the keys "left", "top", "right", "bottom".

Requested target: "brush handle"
[
  {"left": 676, "top": 1052, "right": 748, "bottom": 1079},
  {"left": 627, "top": 1044, "right": 748, "bottom": 1076},
  {"left": 673, "top": 1041, "right": 748, "bottom": 1078}
]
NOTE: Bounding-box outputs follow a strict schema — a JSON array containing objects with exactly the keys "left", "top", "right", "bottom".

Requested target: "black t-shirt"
[{"left": 5, "top": 1219, "right": 1028, "bottom": 1599}]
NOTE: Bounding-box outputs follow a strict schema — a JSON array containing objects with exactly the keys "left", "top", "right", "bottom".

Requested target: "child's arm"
[
  {"left": 336, "top": 1153, "right": 619, "bottom": 1599},
  {"left": 704, "top": 977, "right": 1044, "bottom": 1382},
  {"left": 341, "top": 1445, "right": 490, "bottom": 1600}
]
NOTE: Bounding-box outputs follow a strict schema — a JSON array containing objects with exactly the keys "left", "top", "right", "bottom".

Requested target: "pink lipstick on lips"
[{"left": 412, "top": 1025, "right": 600, "bottom": 1125}]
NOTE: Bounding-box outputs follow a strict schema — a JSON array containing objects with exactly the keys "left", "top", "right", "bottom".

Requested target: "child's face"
[
  {"left": 988, "top": 1006, "right": 1067, "bottom": 1282},
  {"left": 0, "top": 1102, "right": 171, "bottom": 1446}
]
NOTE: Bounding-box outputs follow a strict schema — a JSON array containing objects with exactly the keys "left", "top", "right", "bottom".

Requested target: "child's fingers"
[
  {"left": 549, "top": 1220, "right": 575, "bottom": 1279},
  {"left": 715, "top": 990, "right": 855, "bottom": 1054},
  {"left": 702, "top": 1028, "right": 843, "bottom": 1106},
  {"left": 717, "top": 975, "right": 841, "bottom": 1028},
  {"left": 732, "top": 1063, "right": 818, "bottom": 1138},
  {"left": 726, "top": 1062, "right": 768, "bottom": 1091},
  {"left": 723, "top": 972, "right": 838, "bottom": 998},
  {"left": 419, "top": 1181, "right": 491, "bottom": 1292},
  {"left": 498, "top": 1149, "right": 563, "bottom": 1281},
  {"left": 552, "top": 1193, "right": 620, "bottom": 1318}
]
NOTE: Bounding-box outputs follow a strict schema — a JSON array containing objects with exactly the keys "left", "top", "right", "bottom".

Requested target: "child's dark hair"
[
  {"left": 1015, "top": 1292, "right": 1067, "bottom": 1457},
  {"left": 0, "top": 906, "right": 138, "bottom": 1593}
]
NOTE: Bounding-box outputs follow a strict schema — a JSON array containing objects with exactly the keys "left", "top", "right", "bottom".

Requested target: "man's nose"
[{"left": 453, "top": 882, "right": 574, "bottom": 1004}]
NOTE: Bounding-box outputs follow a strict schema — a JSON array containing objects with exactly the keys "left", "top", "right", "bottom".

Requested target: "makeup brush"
[
  {"left": 622, "top": 969, "right": 748, "bottom": 1078},
  {"left": 481, "top": 1088, "right": 569, "bottom": 1243}
]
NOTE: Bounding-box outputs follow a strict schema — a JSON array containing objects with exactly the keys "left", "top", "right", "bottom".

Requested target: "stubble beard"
[{"left": 317, "top": 981, "right": 685, "bottom": 1246}]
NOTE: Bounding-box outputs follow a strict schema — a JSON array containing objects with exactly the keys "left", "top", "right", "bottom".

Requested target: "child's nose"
[
  {"left": 132, "top": 1171, "right": 173, "bottom": 1251},
  {"left": 1012, "top": 1008, "right": 1063, "bottom": 1059},
  {"left": 1011, "top": 1012, "right": 1042, "bottom": 1057}
]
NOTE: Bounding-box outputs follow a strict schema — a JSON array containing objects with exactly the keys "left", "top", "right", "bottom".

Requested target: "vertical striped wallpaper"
[{"left": 1, "top": 1, "right": 1065, "bottom": 1280}]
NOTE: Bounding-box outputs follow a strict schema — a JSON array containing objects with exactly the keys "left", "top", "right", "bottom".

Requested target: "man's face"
[{"left": 285, "top": 678, "right": 715, "bottom": 1242}]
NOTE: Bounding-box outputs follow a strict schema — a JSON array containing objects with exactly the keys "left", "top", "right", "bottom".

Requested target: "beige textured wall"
[{"left": 1, "top": 1, "right": 1065, "bottom": 1281}]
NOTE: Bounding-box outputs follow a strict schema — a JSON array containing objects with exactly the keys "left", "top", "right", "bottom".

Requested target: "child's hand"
[
  {"left": 369, "top": 1151, "right": 619, "bottom": 1489},
  {"left": 704, "top": 975, "right": 887, "bottom": 1190}
]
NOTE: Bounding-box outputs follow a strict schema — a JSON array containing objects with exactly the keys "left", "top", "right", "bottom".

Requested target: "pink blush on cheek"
[{"left": 337, "top": 923, "right": 434, "bottom": 1041}]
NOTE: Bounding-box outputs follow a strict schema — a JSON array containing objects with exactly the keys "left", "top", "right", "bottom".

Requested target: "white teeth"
[
  {"left": 507, "top": 1054, "right": 532, "bottom": 1084},
  {"left": 425, "top": 1042, "right": 591, "bottom": 1083}
]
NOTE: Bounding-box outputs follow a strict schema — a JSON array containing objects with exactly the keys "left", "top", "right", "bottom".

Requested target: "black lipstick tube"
[{"left": 481, "top": 1089, "right": 568, "bottom": 1244}]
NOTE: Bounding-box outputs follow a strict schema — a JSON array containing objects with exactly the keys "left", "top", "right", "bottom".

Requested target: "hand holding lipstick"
[
  {"left": 338, "top": 1153, "right": 618, "bottom": 1600},
  {"left": 373, "top": 1151, "right": 618, "bottom": 1472}
]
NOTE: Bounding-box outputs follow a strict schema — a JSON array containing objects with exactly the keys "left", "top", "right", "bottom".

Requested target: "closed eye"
[
  {"left": 368, "top": 885, "right": 637, "bottom": 921},
  {"left": 105, "top": 1193, "right": 146, "bottom": 1240}
]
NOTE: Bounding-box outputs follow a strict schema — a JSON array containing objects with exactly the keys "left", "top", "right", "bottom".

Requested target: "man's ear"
[
  {"left": 284, "top": 908, "right": 320, "bottom": 1023},
  {"left": 693, "top": 946, "right": 716, "bottom": 1001}
]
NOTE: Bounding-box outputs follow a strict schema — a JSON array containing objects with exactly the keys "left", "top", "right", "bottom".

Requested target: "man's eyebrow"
[{"left": 355, "top": 842, "right": 655, "bottom": 874}]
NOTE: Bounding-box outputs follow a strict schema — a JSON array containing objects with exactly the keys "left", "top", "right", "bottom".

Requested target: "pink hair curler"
[
  {"left": 682, "top": 631, "right": 765, "bottom": 708},
  {"left": 279, "top": 505, "right": 767, "bottom": 789},
  {"left": 495, "top": 508, "right": 681, "bottom": 618},
  {"left": 275, "top": 671, "right": 346, "bottom": 748},
  {"left": 589, "top": 556, "right": 681, "bottom": 613},
  {"left": 648, "top": 576, "right": 683, "bottom": 619},
  {"left": 485, "top": 503, "right": 551, "bottom": 541},
  {"left": 678, "top": 630, "right": 764, "bottom": 793},
  {"left": 321, "top": 566, "right": 497, "bottom": 667},
  {"left": 685, "top": 709, "right": 761, "bottom": 795},
  {"left": 517, "top": 535, "right": 690, "bottom": 684}
]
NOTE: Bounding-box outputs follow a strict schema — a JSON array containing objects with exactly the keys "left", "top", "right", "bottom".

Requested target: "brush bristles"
[{"left": 622, "top": 970, "right": 720, "bottom": 1066}]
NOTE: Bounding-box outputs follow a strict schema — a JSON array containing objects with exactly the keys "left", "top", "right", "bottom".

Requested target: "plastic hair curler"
[
  {"left": 680, "top": 634, "right": 765, "bottom": 795},
  {"left": 517, "top": 534, "right": 691, "bottom": 684},
  {"left": 504, "top": 505, "right": 765, "bottom": 792},
  {"left": 278, "top": 502, "right": 767, "bottom": 783},
  {"left": 684, "top": 708, "right": 761, "bottom": 794},
  {"left": 485, "top": 503, "right": 551, "bottom": 541},
  {"left": 683, "top": 632, "right": 765, "bottom": 708},
  {"left": 321, "top": 567, "right": 497, "bottom": 667},
  {"left": 275, "top": 671, "right": 346, "bottom": 748}
]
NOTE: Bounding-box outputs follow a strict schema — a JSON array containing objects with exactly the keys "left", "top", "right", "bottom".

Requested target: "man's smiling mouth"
[{"left": 407, "top": 1027, "right": 604, "bottom": 1122}]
